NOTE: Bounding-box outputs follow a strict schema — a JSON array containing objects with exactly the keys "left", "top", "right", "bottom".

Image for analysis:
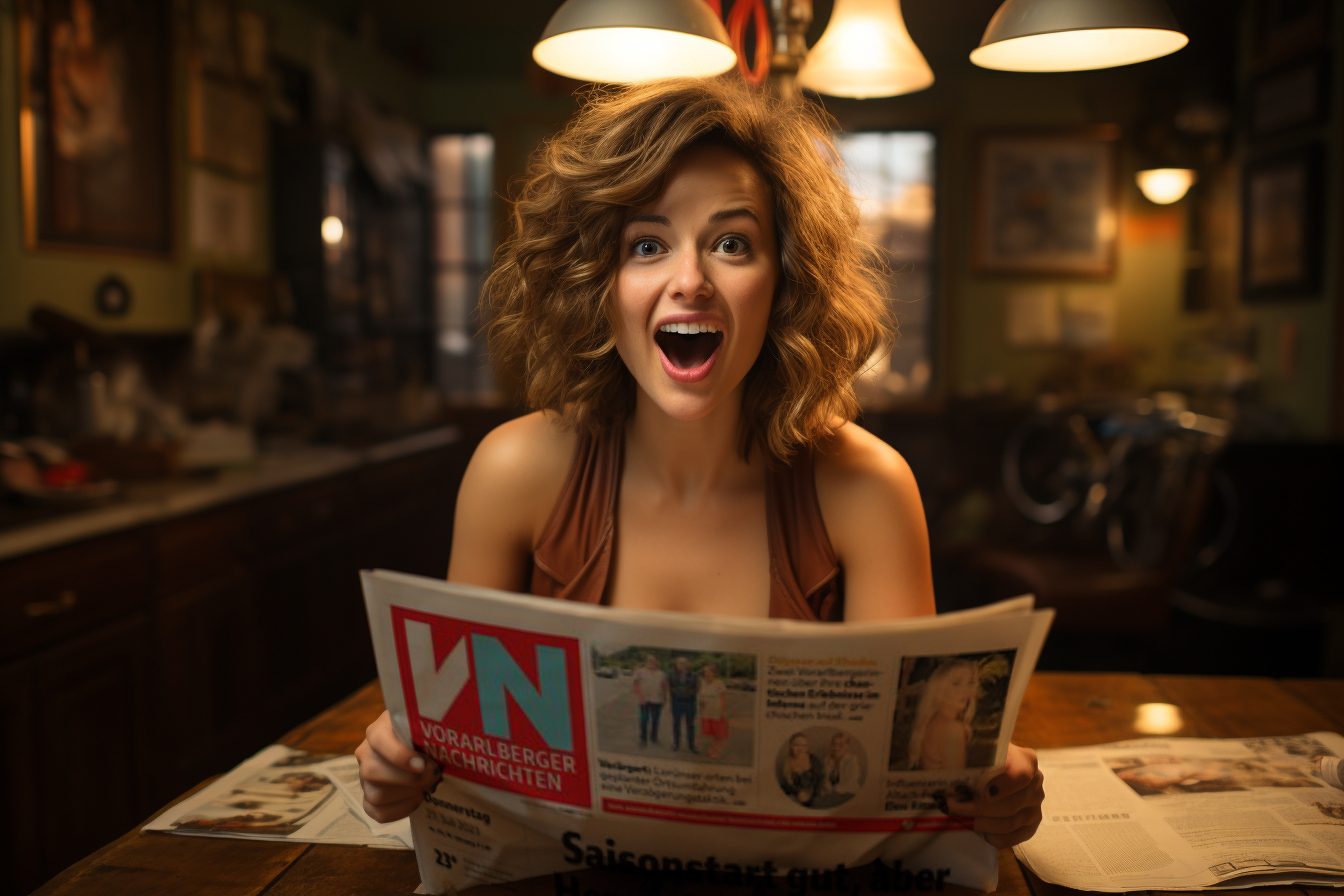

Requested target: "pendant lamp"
[
  {"left": 971, "top": 0, "right": 1188, "bottom": 73},
  {"left": 1136, "top": 168, "right": 1196, "bottom": 205},
  {"left": 532, "top": 0, "right": 737, "bottom": 84},
  {"left": 797, "top": 0, "right": 933, "bottom": 98}
]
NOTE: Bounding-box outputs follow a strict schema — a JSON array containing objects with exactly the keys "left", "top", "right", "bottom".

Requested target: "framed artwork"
[
  {"left": 971, "top": 128, "right": 1119, "bottom": 277},
  {"left": 1241, "top": 147, "right": 1323, "bottom": 300},
  {"left": 188, "top": 73, "right": 266, "bottom": 176},
  {"left": 192, "top": 0, "right": 238, "bottom": 78},
  {"left": 18, "top": 0, "right": 172, "bottom": 255},
  {"left": 1248, "top": 55, "right": 1331, "bottom": 136},
  {"left": 1250, "top": 0, "right": 1332, "bottom": 72},
  {"left": 189, "top": 168, "right": 259, "bottom": 263},
  {"left": 235, "top": 9, "right": 268, "bottom": 85}
]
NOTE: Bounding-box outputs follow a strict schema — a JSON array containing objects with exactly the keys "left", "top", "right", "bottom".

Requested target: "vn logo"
[
  {"left": 392, "top": 607, "right": 591, "bottom": 807},
  {"left": 405, "top": 620, "right": 572, "bottom": 749}
]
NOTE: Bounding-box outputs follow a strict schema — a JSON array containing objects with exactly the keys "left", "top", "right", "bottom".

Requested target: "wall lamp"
[{"left": 533, "top": 0, "right": 1188, "bottom": 99}]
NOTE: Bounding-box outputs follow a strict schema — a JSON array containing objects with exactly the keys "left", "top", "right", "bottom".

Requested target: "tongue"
[{"left": 656, "top": 331, "right": 721, "bottom": 370}]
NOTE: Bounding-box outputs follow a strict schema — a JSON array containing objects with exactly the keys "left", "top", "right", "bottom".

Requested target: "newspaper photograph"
[
  {"left": 1013, "top": 733, "right": 1344, "bottom": 891},
  {"left": 144, "top": 745, "right": 413, "bottom": 849},
  {"left": 360, "top": 569, "right": 1053, "bottom": 894}
]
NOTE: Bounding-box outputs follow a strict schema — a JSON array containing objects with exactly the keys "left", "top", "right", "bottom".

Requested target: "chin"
[{"left": 648, "top": 392, "right": 721, "bottom": 423}]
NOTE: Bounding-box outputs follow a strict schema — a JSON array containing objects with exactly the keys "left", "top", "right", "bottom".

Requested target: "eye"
[
  {"left": 715, "top": 235, "right": 750, "bottom": 256},
  {"left": 631, "top": 238, "right": 663, "bottom": 257}
]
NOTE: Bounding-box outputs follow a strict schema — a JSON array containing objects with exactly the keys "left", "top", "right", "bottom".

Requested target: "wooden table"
[{"left": 34, "top": 673, "right": 1344, "bottom": 896}]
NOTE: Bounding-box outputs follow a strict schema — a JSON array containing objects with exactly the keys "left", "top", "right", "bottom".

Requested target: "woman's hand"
[
  {"left": 354, "top": 710, "right": 441, "bottom": 823},
  {"left": 946, "top": 742, "right": 1044, "bottom": 848}
]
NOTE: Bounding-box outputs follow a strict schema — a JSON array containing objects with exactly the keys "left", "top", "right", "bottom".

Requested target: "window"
[
  {"left": 836, "top": 131, "right": 937, "bottom": 400},
  {"left": 430, "top": 134, "right": 495, "bottom": 400}
]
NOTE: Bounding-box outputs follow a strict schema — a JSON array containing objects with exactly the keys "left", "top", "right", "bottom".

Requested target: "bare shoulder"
[
  {"left": 469, "top": 411, "right": 576, "bottom": 484},
  {"left": 813, "top": 421, "right": 935, "bottom": 620},
  {"left": 813, "top": 421, "right": 920, "bottom": 513},
  {"left": 458, "top": 411, "right": 578, "bottom": 542}
]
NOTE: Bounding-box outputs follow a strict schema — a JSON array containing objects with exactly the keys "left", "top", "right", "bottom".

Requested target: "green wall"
[
  {"left": 825, "top": 16, "right": 1340, "bottom": 438},
  {"left": 4, "top": 3, "right": 1338, "bottom": 435},
  {"left": 0, "top": 0, "right": 428, "bottom": 334}
]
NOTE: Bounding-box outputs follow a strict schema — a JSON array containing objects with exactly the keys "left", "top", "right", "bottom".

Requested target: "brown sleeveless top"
[{"left": 530, "top": 428, "right": 843, "bottom": 621}]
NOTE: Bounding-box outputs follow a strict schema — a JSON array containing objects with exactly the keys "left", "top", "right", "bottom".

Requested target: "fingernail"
[{"left": 409, "top": 755, "right": 426, "bottom": 773}]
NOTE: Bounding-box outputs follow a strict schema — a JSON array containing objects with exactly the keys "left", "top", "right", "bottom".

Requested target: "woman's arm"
[
  {"left": 447, "top": 412, "right": 575, "bottom": 589},
  {"left": 358, "top": 412, "right": 574, "bottom": 822},
  {"left": 814, "top": 423, "right": 936, "bottom": 622},
  {"left": 817, "top": 423, "right": 1043, "bottom": 846}
]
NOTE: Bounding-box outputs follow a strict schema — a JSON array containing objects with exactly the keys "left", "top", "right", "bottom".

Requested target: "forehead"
[{"left": 644, "top": 143, "right": 773, "bottom": 212}]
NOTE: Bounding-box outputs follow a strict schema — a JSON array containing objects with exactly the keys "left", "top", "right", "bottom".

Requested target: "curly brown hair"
[{"left": 482, "top": 76, "right": 892, "bottom": 463}]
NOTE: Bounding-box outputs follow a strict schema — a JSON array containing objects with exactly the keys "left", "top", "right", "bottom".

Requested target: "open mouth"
[{"left": 654, "top": 323, "right": 723, "bottom": 371}]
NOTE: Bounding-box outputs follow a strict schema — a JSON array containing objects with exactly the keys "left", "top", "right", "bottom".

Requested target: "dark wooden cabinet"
[
  {"left": 33, "top": 616, "right": 153, "bottom": 880},
  {"left": 0, "top": 656, "right": 39, "bottom": 896},
  {"left": 155, "top": 569, "right": 261, "bottom": 787},
  {"left": 0, "top": 435, "right": 482, "bottom": 893},
  {"left": 0, "top": 614, "right": 152, "bottom": 893}
]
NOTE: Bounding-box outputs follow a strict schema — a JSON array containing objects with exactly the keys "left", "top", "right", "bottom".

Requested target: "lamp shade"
[
  {"left": 532, "top": 0, "right": 737, "bottom": 84},
  {"left": 797, "top": 0, "right": 933, "bottom": 99},
  {"left": 971, "top": 0, "right": 1188, "bottom": 72},
  {"left": 1136, "top": 168, "right": 1195, "bottom": 204}
]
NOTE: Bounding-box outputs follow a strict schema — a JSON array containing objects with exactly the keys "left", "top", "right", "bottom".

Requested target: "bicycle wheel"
[{"left": 1002, "top": 413, "right": 1094, "bottom": 525}]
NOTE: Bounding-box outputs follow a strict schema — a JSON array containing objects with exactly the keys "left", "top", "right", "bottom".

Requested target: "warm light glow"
[
  {"left": 533, "top": 26, "right": 736, "bottom": 84},
  {"left": 320, "top": 215, "right": 344, "bottom": 246},
  {"left": 971, "top": 27, "right": 1188, "bottom": 72},
  {"left": 1134, "top": 702, "right": 1184, "bottom": 735},
  {"left": 798, "top": 0, "right": 933, "bottom": 99},
  {"left": 1136, "top": 168, "right": 1196, "bottom": 205}
]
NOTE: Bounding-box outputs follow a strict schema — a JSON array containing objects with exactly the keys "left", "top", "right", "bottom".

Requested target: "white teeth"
[{"left": 658, "top": 322, "right": 722, "bottom": 335}]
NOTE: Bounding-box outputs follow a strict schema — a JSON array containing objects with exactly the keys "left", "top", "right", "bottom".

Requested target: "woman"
[
  {"left": 908, "top": 659, "right": 979, "bottom": 771},
  {"left": 779, "top": 733, "right": 824, "bottom": 807},
  {"left": 356, "top": 76, "right": 1042, "bottom": 848},
  {"left": 821, "top": 732, "right": 863, "bottom": 800},
  {"left": 697, "top": 662, "right": 729, "bottom": 759}
]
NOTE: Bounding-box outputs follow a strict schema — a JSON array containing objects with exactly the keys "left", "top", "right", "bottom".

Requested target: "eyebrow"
[{"left": 625, "top": 207, "right": 761, "bottom": 227}]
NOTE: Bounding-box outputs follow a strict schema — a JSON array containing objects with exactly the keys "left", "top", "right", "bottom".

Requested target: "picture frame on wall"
[
  {"left": 188, "top": 73, "right": 267, "bottom": 177},
  {"left": 18, "top": 0, "right": 172, "bottom": 255},
  {"left": 971, "top": 128, "right": 1120, "bottom": 277},
  {"left": 192, "top": 0, "right": 238, "bottom": 79},
  {"left": 1241, "top": 146, "right": 1323, "bottom": 300},
  {"left": 1248, "top": 54, "right": 1332, "bottom": 137},
  {"left": 1250, "top": 0, "right": 1332, "bottom": 73}
]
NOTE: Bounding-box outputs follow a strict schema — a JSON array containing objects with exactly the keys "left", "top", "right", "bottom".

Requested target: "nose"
[{"left": 669, "top": 249, "right": 712, "bottom": 301}]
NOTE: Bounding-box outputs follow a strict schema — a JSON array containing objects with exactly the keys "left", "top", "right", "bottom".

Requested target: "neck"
[{"left": 624, "top": 390, "right": 760, "bottom": 500}]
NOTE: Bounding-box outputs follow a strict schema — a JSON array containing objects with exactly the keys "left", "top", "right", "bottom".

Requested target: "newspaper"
[
  {"left": 360, "top": 569, "right": 1053, "bottom": 894},
  {"left": 144, "top": 745, "right": 413, "bottom": 849},
  {"left": 1013, "top": 733, "right": 1344, "bottom": 891}
]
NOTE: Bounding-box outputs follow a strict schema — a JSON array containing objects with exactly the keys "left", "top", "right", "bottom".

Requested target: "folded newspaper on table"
[
  {"left": 1013, "top": 733, "right": 1344, "bottom": 892},
  {"left": 143, "top": 745, "right": 412, "bottom": 849},
  {"left": 361, "top": 570, "right": 1053, "bottom": 895}
]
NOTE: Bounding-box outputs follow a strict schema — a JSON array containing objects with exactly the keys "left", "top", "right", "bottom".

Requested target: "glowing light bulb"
[{"left": 321, "top": 215, "right": 345, "bottom": 246}]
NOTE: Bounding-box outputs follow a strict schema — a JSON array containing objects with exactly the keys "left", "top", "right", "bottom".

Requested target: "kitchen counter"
[{"left": 0, "top": 426, "right": 459, "bottom": 562}]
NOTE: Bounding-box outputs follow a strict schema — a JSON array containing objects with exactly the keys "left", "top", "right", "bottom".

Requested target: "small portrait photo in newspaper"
[
  {"left": 888, "top": 650, "right": 1018, "bottom": 773},
  {"left": 590, "top": 644, "right": 757, "bottom": 765},
  {"left": 775, "top": 727, "right": 868, "bottom": 809}
]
